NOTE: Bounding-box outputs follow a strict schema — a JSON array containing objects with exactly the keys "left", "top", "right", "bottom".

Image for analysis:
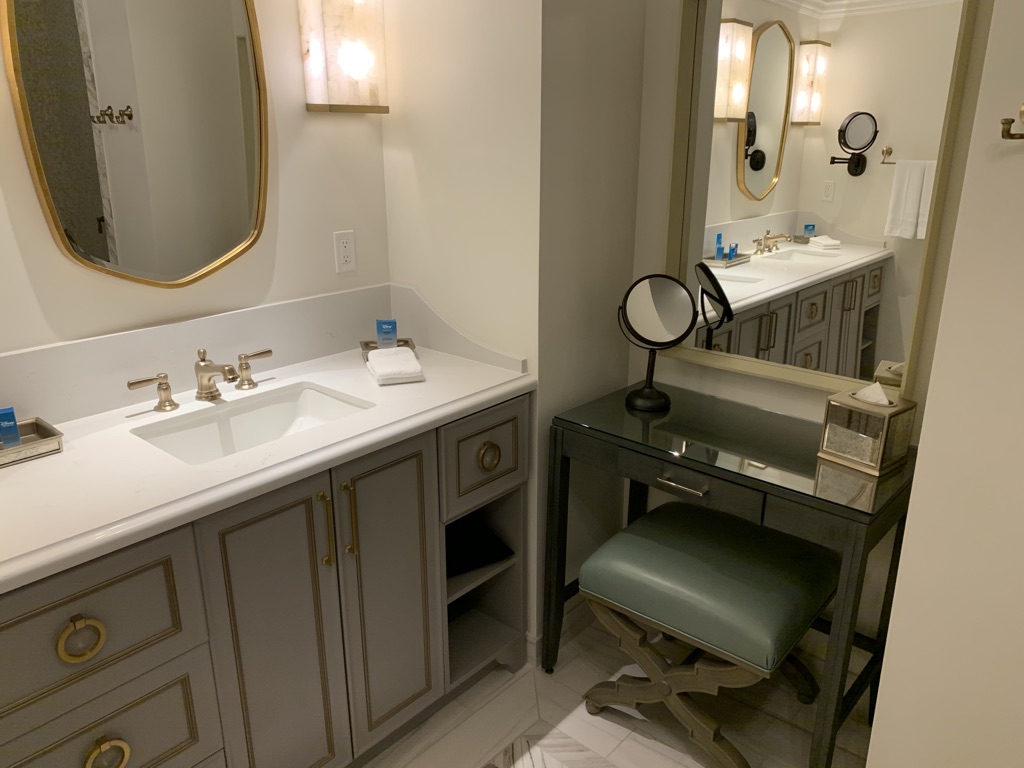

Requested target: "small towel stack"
[
  {"left": 366, "top": 347, "right": 425, "bottom": 386},
  {"left": 808, "top": 235, "right": 841, "bottom": 250}
]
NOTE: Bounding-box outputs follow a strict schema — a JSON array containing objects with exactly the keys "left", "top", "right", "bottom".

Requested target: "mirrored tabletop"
[{"left": 554, "top": 383, "right": 915, "bottom": 516}]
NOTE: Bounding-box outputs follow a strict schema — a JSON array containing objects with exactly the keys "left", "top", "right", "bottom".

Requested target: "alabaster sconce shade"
[
  {"left": 714, "top": 19, "right": 753, "bottom": 121},
  {"left": 792, "top": 40, "right": 830, "bottom": 125},
  {"left": 298, "top": 0, "right": 389, "bottom": 113}
]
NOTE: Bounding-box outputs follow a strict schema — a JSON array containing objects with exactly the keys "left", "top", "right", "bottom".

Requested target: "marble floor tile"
[
  {"left": 535, "top": 670, "right": 634, "bottom": 757},
  {"left": 483, "top": 722, "right": 618, "bottom": 768}
]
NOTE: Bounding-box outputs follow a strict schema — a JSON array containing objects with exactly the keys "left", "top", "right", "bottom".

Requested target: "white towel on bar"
[
  {"left": 366, "top": 347, "right": 425, "bottom": 386},
  {"left": 884, "top": 160, "right": 936, "bottom": 239}
]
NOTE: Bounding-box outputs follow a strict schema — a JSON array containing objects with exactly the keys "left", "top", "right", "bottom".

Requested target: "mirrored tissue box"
[{"left": 818, "top": 389, "right": 916, "bottom": 475}]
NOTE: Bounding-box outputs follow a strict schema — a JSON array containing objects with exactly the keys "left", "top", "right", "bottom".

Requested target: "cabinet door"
[
  {"left": 827, "top": 272, "right": 866, "bottom": 378},
  {"left": 195, "top": 473, "right": 352, "bottom": 768},
  {"left": 764, "top": 296, "right": 794, "bottom": 365},
  {"left": 733, "top": 304, "right": 768, "bottom": 359},
  {"left": 332, "top": 432, "right": 444, "bottom": 755}
]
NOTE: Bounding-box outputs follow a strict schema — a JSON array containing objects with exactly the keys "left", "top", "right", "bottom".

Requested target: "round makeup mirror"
[
  {"left": 830, "top": 111, "right": 879, "bottom": 177},
  {"left": 619, "top": 274, "right": 697, "bottom": 412},
  {"left": 694, "top": 263, "right": 734, "bottom": 351}
]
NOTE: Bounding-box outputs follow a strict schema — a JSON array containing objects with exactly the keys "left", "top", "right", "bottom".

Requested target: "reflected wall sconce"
[
  {"left": 791, "top": 40, "right": 830, "bottom": 125},
  {"left": 297, "top": 0, "right": 389, "bottom": 113},
  {"left": 714, "top": 19, "right": 753, "bottom": 121}
]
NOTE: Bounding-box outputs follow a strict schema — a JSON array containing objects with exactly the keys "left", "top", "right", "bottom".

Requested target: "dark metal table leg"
[{"left": 541, "top": 426, "right": 571, "bottom": 673}]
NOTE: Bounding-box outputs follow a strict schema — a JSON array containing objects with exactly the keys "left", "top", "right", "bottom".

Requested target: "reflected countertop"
[{"left": 698, "top": 242, "right": 893, "bottom": 320}]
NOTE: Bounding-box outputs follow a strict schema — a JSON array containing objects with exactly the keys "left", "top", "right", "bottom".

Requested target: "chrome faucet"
[{"left": 194, "top": 349, "right": 239, "bottom": 401}]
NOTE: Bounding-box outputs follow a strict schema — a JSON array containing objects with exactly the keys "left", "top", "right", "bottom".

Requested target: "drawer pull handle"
[
  {"left": 84, "top": 736, "right": 131, "bottom": 768},
  {"left": 57, "top": 614, "right": 107, "bottom": 664},
  {"left": 478, "top": 441, "right": 502, "bottom": 472},
  {"left": 656, "top": 477, "right": 708, "bottom": 498},
  {"left": 808, "top": 302, "right": 819, "bottom": 320},
  {"left": 340, "top": 482, "right": 360, "bottom": 556},
  {"left": 317, "top": 491, "right": 337, "bottom": 566}
]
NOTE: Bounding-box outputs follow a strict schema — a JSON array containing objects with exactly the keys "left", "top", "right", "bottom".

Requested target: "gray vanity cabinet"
[
  {"left": 733, "top": 295, "right": 794, "bottom": 364},
  {"left": 827, "top": 269, "right": 868, "bottom": 379},
  {"left": 330, "top": 431, "right": 444, "bottom": 756},
  {"left": 195, "top": 473, "right": 354, "bottom": 768}
]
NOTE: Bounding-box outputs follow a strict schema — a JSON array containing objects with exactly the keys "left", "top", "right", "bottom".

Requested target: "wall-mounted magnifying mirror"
[
  {"left": 694, "top": 263, "right": 734, "bottom": 351},
  {"left": 619, "top": 274, "right": 698, "bottom": 412},
  {"left": 1, "top": 0, "right": 268, "bottom": 287},
  {"left": 737, "top": 20, "right": 794, "bottom": 201},
  {"left": 830, "top": 111, "right": 879, "bottom": 177},
  {"left": 744, "top": 112, "right": 766, "bottom": 171}
]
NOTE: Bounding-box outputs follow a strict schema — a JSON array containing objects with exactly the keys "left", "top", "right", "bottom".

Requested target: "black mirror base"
[{"left": 625, "top": 386, "right": 671, "bottom": 413}]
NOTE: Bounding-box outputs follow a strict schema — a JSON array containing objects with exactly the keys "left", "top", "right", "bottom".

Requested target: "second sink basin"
[
  {"left": 132, "top": 382, "right": 374, "bottom": 464},
  {"left": 763, "top": 249, "right": 841, "bottom": 263}
]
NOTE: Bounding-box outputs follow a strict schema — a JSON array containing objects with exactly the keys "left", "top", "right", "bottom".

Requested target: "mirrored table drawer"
[
  {"left": 0, "top": 526, "right": 207, "bottom": 740},
  {"left": 618, "top": 451, "right": 764, "bottom": 524}
]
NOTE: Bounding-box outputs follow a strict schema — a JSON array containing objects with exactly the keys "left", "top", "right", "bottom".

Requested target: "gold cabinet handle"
[
  {"left": 656, "top": 477, "right": 708, "bottom": 497},
  {"left": 803, "top": 352, "right": 814, "bottom": 369},
  {"left": 477, "top": 441, "right": 502, "bottom": 473},
  {"left": 871, "top": 273, "right": 881, "bottom": 291},
  {"left": 84, "top": 736, "right": 131, "bottom": 768},
  {"left": 317, "top": 491, "right": 337, "bottom": 566},
  {"left": 340, "top": 482, "right": 360, "bottom": 556},
  {"left": 57, "top": 614, "right": 107, "bottom": 664},
  {"left": 808, "top": 302, "right": 819, "bottom": 320}
]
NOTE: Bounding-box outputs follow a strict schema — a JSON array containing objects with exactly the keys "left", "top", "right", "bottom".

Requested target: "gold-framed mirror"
[
  {"left": 1, "top": 0, "right": 268, "bottom": 287},
  {"left": 737, "top": 20, "right": 793, "bottom": 202}
]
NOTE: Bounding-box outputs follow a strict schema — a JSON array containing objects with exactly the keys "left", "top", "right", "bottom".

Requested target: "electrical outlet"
[
  {"left": 822, "top": 180, "right": 836, "bottom": 202},
  {"left": 334, "top": 230, "right": 356, "bottom": 273}
]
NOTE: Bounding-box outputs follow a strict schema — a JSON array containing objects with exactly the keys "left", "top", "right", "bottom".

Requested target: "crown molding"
[{"left": 764, "top": 0, "right": 960, "bottom": 20}]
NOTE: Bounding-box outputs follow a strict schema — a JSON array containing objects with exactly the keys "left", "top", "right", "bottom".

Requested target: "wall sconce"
[
  {"left": 714, "top": 19, "right": 753, "bottom": 122},
  {"left": 297, "top": 0, "right": 389, "bottom": 113},
  {"left": 791, "top": 40, "right": 830, "bottom": 125}
]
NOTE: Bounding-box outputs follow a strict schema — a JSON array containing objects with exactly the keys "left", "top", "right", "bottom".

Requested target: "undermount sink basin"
[
  {"left": 763, "top": 249, "right": 841, "bottom": 263},
  {"left": 132, "top": 382, "right": 374, "bottom": 464},
  {"left": 714, "top": 274, "right": 764, "bottom": 284}
]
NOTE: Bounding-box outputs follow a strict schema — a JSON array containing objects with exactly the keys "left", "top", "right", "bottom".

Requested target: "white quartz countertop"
[
  {"left": 699, "top": 242, "right": 893, "bottom": 321},
  {"left": 0, "top": 348, "right": 535, "bottom": 594}
]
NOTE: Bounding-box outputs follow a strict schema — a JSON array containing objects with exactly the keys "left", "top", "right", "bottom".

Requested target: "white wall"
[
  {"left": 380, "top": 0, "right": 542, "bottom": 374},
  {"left": 867, "top": 0, "right": 1024, "bottom": 763},
  {"left": 0, "top": 0, "right": 391, "bottom": 354},
  {"left": 537, "top": 0, "right": 648, "bottom": 602}
]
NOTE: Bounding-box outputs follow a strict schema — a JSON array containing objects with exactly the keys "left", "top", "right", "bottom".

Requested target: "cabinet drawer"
[
  {"left": 792, "top": 335, "right": 826, "bottom": 372},
  {"left": 439, "top": 396, "right": 529, "bottom": 521},
  {"left": 866, "top": 264, "right": 884, "bottom": 303},
  {"left": 618, "top": 451, "right": 764, "bottom": 524},
  {"left": 2, "top": 645, "right": 222, "bottom": 768},
  {"left": 0, "top": 526, "right": 207, "bottom": 740}
]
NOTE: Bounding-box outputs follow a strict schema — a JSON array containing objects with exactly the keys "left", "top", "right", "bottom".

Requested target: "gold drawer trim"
[
  {"left": 9, "top": 675, "right": 199, "bottom": 768},
  {"left": 455, "top": 416, "right": 520, "bottom": 497},
  {"left": 0, "top": 557, "right": 183, "bottom": 719}
]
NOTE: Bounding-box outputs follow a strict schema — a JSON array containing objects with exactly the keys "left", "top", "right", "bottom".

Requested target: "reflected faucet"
[{"left": 194, "top": 349, "right": 239, "bottom": 401}]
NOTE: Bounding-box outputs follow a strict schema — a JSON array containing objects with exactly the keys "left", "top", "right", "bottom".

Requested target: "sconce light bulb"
[
  {"left": 734, "top": 40, "right": 746, "bottom": 62},
  {"left": 731, "top": 82, "right": 746, "bottom": 105},
  {"left": 338, "top": 39, "right": 376, "bottom": 81},
  {"left": 796, "top": 91, "right": 809, "bottom": 110},
  {"left": 816, "top": 56, "right": 828, "bottom": 76},
  {"left": 811, "top": 92, "right": 822, "bottom": 112}
]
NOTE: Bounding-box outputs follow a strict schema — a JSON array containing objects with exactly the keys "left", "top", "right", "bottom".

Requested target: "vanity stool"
[{"left": 579, "top": 502, "right": 841, "bottom": 768}]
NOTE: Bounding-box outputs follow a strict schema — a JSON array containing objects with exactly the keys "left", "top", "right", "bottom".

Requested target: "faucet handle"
[
  {"left": 128, "top": 372, "right": 179, "bottom": 412},
  {"left": 236, "top": 348, "right": 273, "bottom": 390}
]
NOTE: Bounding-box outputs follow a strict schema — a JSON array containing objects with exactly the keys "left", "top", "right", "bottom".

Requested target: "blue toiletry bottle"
[
  {"left": 728, "top": 243, "right": 738, "bottom": 260},
  {"left": 715, "top": 233, "right": 724, "bottom": 260}
]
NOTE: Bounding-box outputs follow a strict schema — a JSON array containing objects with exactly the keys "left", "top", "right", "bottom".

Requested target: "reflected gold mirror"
[
  {"left": 1, "top": 0, "right": 268, "bottom": 287},
  {"left": 737, "top": 20, "right": 793, "bottom": 201}
]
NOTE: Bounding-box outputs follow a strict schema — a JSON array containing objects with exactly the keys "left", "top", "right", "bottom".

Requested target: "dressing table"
[{"left": 541, "top": 383, "right": 915, "bottom": 768}]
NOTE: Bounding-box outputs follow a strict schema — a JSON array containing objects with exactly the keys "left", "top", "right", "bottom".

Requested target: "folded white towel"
[
  {"left": 809, "top": 235, "right": 841, "bottom": 249},
  {"left": 366, "top": 347, "right": 425, "bottom": 386},
  {"left": 884, "top": 160, "right": 936, "bottom": 239}
]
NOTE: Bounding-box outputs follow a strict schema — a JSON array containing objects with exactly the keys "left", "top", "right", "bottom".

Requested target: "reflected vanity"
[
  {"left": 1, "top": 0, "right": 268, "bottom": 286},
  {"left": 541, "top": 383, "right": 915, "bottom": 768}
]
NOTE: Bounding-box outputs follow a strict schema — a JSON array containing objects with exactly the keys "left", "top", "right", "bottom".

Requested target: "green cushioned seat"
[{"left": 579, "top": 502, "right": 840, "bottom": 674}]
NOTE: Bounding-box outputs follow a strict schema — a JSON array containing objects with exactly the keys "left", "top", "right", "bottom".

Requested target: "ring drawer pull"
[
  {"left": 478, "top": 441, "right": 502, "bottom": 473},
  {"left": 57, "top": 614, "right": 107, "bottom": 664},
  {"left": 808, "top": 302, "right": 819, "bottom": 320},
  {"left": 656, "top": 477, "right": 708, "bottom": 497},
  {"left": 84, "top": 736, "right": 131, "bottom": 768}
]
